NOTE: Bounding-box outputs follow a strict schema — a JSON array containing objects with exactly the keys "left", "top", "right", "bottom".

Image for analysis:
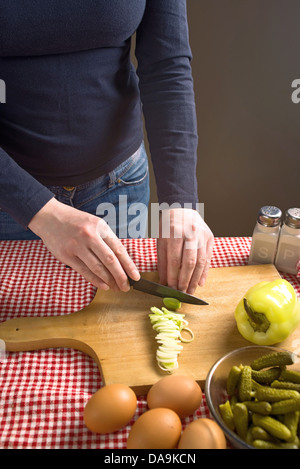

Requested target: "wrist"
[{"left": 28, "top": 197, "right": 59, "bottom": 234}]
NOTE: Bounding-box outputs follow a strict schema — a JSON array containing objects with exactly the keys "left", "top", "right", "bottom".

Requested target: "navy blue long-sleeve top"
[{"left": 0, "top": 0, "right": 198, "bottom": 227}]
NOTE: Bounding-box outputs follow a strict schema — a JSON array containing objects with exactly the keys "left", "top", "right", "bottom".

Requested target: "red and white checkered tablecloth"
[{"left": 0, "top": 237, "right": 299, "bottom": 449}]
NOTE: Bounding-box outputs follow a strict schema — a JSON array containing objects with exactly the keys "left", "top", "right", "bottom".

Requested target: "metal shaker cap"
[
  {"left": 257, "top": 206, "right": 282, "bottom": 227},
  {"left": 284, "top": 208, "right": 300, "bottom": 229}
]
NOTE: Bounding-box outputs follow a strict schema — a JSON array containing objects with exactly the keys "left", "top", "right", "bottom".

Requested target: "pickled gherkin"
[
  {"left": 251, "top": 367, "right": 281, "bottom": 384},
  {"left": 250, "top": 351, "right": 294, "bottom": 371},
  {"left": 271, "top": 380, "right": 300, "bottom": 392},
  {"left": 238, "top": 366, "right": 253, "bottom": 401},
  {"left": 250, "top": 425, "right": 273, "bottom": 441},
  {"left": 252, "top": 413, "right": 292, "bottom": 441},
  {"left": 233, "top": 403, "right": 248, "bottom": 440},
  {"left": 255, "top": 385, "right": 300, "bottom": 403},
  {"left": 243, "top": 400, "right": 272, "bottom": 415},
  {"left": 253, "top": 440, "right": 298, "bottom": 450},
  {"left": 270, "top": 399, "right": 300, "bottom": 415},
  {"left": 219, "top": 400, "right": 235, "bottom": 431},
  {"left": 283, "top": 411, "right": 299, "bottom": 441},
  {"left": 280, "top": 369, "right": 300, "bottom": 384},
  {"left": 226, "top": 365, "right": 242, "bottom": 395}
]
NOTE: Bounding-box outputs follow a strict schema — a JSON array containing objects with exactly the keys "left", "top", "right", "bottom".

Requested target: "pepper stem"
[{"left": 243, "top": 298, "right": 271, "bottom": 333}]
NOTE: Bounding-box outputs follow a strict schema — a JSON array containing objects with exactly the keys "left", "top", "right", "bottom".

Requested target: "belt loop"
[{"left": 108, "top": 170, "right": 116, "bottom": 188}]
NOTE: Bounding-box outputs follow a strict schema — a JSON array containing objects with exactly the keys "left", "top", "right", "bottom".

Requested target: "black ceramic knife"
[{"left": 128, "top": 277, "right": 208, "bottom": 305}]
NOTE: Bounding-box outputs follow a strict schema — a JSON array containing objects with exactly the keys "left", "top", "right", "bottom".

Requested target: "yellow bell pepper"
[{"left": 235, "top": 279, "right": 300, "bottom": 345}]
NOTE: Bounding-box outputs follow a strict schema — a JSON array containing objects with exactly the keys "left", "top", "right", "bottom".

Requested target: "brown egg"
[
  {"left": 83, "top": 383, "right": 137, "bottom": 434},
  {"left": 147, "top": 374, "right": 202, "bottom": 419},
  {"left": 178, "top": 418, "right": 227, "bottom": 449},
  {"left": 127, "top": 408, "right": 182, "bottom": 449}
]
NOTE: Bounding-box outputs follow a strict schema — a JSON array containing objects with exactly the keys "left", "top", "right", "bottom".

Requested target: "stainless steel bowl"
[{"left": 205, "top": 345, "right": 298, "bottom": 449}]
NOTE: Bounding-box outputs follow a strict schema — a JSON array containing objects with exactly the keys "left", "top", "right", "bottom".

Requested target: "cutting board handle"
[
  {"left": 0, "top": 312, "right": 104, "bottom": 371},
  {"left": 0, "top": 313, "right": 84, "bottom": 353}
]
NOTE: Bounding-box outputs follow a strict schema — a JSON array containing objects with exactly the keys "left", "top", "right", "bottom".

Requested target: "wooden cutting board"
[{"left": 1, "top": 264, "right": 298, "bottom": 394}]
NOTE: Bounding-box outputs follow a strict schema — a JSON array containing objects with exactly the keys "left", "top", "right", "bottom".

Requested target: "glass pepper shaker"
[
  {"left": 275, "top": 208, "right": 300, "bottom": 274},
  {"left": 248, "top": 206, "right": 282, "bottom": 265}
]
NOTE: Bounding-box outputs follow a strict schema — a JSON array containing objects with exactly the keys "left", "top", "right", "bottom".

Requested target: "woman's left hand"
[{"left": 156, "top": 208, "right": 214, "bottom": 294}]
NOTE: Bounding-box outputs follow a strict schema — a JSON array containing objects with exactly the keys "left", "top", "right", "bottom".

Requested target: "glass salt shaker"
[
  {"left": 275, "top": 208, "right": 300, "bottom": 274},
  {"left": 248, "top": 206, "right": 282, "bottom": 265}
]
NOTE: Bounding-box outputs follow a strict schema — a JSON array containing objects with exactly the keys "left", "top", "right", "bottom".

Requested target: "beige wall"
[{"left": 147, "top": 1, "right": 300, "bottom": 237}]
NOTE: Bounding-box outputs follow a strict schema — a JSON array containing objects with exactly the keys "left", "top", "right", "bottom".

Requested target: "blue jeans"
[{"left": 0, "top": 143, "right": 150, "bottom": 240}]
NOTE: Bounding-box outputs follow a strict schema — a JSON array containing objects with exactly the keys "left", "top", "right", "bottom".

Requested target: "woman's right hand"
[{"left": 28, "top": 197, "right": 140, "bottom": 291}]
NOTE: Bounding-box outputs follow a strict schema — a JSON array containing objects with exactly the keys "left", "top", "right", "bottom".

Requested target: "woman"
[{"left": 0, "top": 0, "right": 213, "bottom": 294}]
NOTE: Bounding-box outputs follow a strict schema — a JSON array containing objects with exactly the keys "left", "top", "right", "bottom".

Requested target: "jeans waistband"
[
  {"left": 47, "top": 143, "right": 144, "bottom": 196},
  {"left": 46, "top": 142, "right": 145, "bottom": 204}
]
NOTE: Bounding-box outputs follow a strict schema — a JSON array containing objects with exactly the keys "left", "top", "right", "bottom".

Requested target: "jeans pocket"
[{"left": 116, "top": 144, "right": 149, "bottom": 186}]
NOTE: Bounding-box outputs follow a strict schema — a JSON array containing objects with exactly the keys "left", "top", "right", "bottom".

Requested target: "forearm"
[
  {"left": 141, "top": 85, "right": 198, "bottom": 207},
  {"left": 136, "top": 0, "right": 199, "bottom": 207},
  {"left": 0, "top": 147, "right": 54, "bottom": 227}
]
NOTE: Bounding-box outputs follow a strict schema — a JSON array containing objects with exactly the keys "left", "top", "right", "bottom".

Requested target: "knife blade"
[{"left": 128, "top": 277, "right": 208, "bottom": 305}]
